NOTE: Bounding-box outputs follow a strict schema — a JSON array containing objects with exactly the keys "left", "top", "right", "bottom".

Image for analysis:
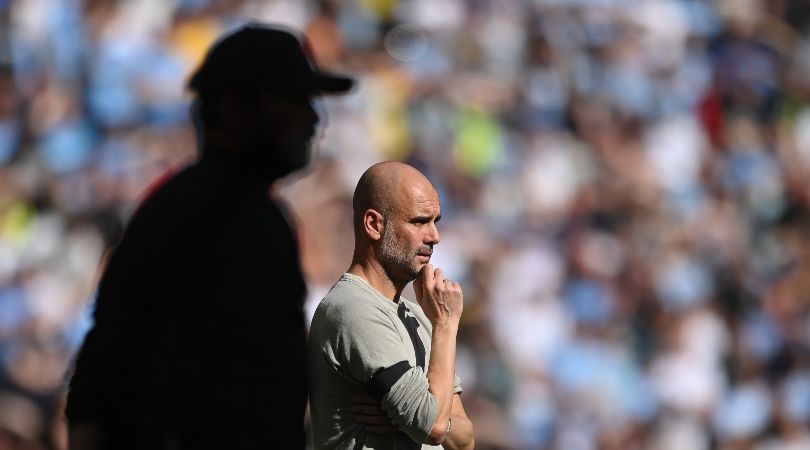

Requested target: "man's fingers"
[
  {"left": 421, "top": 263, "right": 434, "bottom": 283},
  {"left": 433, "top": 268, "right": 444, "bottom": 287},
  {"left": 353, "top": 395, "right": 395, "bottom": 433},
  {"left": 419, "top": 263, "right": 435, "bottom": 293}
]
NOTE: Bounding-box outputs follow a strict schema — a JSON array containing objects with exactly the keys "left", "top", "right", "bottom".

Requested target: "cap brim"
[{"left": 312, "top": 73, "right": 355, "bottom": 95}]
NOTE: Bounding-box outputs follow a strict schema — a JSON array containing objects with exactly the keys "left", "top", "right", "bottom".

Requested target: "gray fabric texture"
[{"left": 308, "top": 273, "right": 462, "bottom": 450}]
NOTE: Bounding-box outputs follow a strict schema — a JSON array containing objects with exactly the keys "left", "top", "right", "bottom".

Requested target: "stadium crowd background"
[{"left": 1, "top": 0, "right": 810, "bottom": 449}]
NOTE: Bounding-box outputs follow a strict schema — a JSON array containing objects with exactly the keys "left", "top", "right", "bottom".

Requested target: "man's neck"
[{"left": 347, "top": 258, "right": 403, "bottom": 302}]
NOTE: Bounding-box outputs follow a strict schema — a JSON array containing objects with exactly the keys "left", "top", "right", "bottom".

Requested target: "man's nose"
[{"left": 425, "top": 223, "right": 440, "bottom": 246}]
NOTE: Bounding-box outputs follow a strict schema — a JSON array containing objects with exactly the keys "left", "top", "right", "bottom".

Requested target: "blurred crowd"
[{"left": 1, "top": 0, "right": 810, "bottom": 449}]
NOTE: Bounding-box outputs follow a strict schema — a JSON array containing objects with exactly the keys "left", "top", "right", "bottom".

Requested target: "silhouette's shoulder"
[{"left": 129, "top": 165, "right": 203, "bottom": 217}]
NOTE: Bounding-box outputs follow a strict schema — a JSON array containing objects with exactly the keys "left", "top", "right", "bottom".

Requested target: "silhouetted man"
[
  {"left": 308, "top": 162, "right": 475, "bottom": 449},
  {"left": 66, "top": 23, "right": 354, "bottom": 450}
]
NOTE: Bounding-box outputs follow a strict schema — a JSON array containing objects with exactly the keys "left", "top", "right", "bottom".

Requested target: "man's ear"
[{"left": 363, "top": 209, "right": 384, "bottom": 241}]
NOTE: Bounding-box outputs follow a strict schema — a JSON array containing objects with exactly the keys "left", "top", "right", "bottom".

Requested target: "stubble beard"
[{"left": 379, "top": 225, "right": 420, "bottom": 283}]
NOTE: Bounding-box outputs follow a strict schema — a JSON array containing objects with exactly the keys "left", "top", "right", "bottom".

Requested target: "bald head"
[
  {"left": 351, "top": 161, "right": 442, "bottom": 287},
  {"left": 352, "top": 162, "right": 436, "bottom": 235}
]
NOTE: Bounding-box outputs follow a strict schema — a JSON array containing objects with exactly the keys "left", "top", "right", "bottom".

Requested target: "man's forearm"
[{"left": 424, "top": 323, "right": 458, "bottom": 444}]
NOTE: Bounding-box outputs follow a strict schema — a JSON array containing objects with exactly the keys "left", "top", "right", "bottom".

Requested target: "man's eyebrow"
[{"left": 410, "top": 214, "right": 441, "bottom": 223}]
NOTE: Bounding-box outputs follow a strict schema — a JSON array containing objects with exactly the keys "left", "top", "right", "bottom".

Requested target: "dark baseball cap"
[{"left": 187, "top": 23, "right": 355, "bottom": 96}]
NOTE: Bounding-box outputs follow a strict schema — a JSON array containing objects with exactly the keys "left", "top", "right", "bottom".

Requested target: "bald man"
[{"left": 308, "top": 162, "right": 475, "bottom": 450}]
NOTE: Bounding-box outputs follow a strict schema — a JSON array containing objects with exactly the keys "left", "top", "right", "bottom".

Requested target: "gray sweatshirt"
[{"left": 308, "top": 273, "right": 462, "bottom": 450}]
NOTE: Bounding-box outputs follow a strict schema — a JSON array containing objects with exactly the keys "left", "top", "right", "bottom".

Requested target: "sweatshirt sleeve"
[
  {"left": 334, "top": 303, "right": 411, "bottom": 383},
  {"left": 380, "top": 367, "right": 438, "bottom": 443}
]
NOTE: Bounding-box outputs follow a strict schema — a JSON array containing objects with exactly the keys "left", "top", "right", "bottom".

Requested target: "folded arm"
[{"left": 441, "top": 394, "right": 475, "bottom": 450}]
